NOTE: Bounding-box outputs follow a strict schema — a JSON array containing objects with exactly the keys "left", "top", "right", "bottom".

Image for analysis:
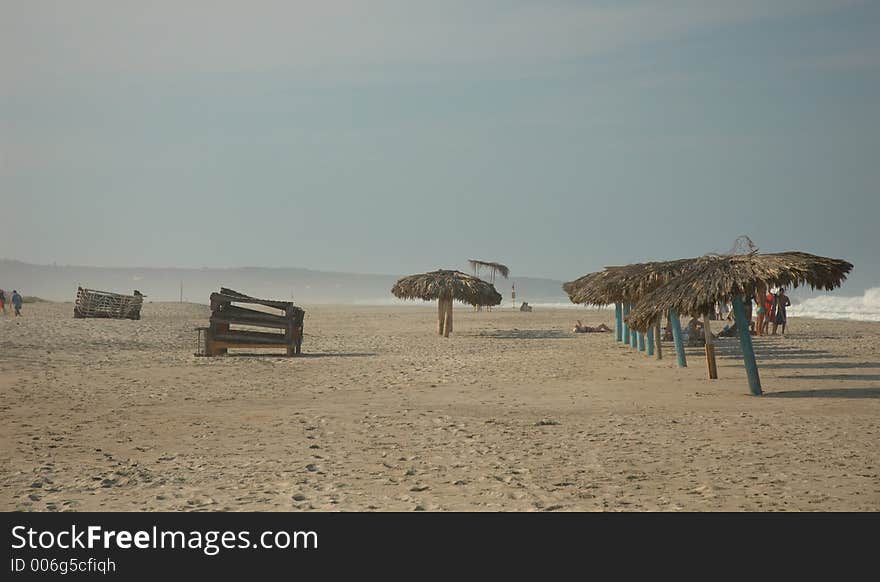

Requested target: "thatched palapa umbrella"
[
  {"left": 563, "top": 258, "right": 696, "bottom": 362},
  {"left": 391, "top": 270, "right": 502, "bottom": 337},
  {"left": 468, "top": 260, "right": 509, "bottom": 311},
  {"left": 468, "top": 259, "right": 510, "bottom": 283},
  {"left": 626, "top": 251, "right": 853, "bottom": 395},
  {"left": 563, "top": 259, "right": 694, "bottom": 307},
  {"left": 563, "top": 269, "right": 634, "bottom": 345}
]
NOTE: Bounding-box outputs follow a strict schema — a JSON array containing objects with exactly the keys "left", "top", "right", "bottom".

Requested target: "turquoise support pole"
[
  {"left": 646, "top": 325, "right": 654, "bottom": 356},
  {"left": 630, "top": 307, "right": 638, "bottom": 349},
  {"left": 732, "top": 296, "right": 763, "bottom": 396},
  {"left": 622, "top": 303, "right": 631, "bottom": 346},
  {"left": 669, "top": 310, "right": 687, "bottom": 368},
  {"left": 637, "top": 331, "right": 645, "bottom": 352},
  {"left": 615, "top": 303, "right": 623, "bottom": 342}
]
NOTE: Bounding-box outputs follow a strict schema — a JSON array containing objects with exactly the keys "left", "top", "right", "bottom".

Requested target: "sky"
[{"left": 2, "top": 1, "right": 878, "bottom": 291}]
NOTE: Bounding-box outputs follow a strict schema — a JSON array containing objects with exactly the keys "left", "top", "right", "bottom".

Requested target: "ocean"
[
  {"left": 350, "top": 291, "right": 880, "bottom": 322},
  {"left": 789, "top": 287, "right": 880, "bottom": 322}
]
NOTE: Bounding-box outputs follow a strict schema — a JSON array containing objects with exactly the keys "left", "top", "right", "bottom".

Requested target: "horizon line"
[{"left": 0, "top": 258, "right": 568, "bottom": 282}]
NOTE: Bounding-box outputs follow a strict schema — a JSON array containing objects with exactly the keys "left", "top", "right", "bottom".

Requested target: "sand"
[{"left": 1, "top": 302, "right": 878, "bottom": 511}]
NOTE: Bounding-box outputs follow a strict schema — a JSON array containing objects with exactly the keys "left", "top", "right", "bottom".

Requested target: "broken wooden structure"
[
  {"left": 201, "top": 288, "right": 304, "bottom": 356},
  {"left": 74, "top": 287, "right": 144, "bottom": 320}
]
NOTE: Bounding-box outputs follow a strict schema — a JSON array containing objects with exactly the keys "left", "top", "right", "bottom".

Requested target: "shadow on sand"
[
  {"left": 478, "top": 329, "right": 572, "bottom": 340},
  {"left": 297, "top": 352, "right": 377, "bottom": 358},
  {"left": 778, "top": 373, "right": 880, "bottom": 382},
  {"left": 760, "top": 361, "right": 880, "bottom": 370},
  {"left": 714, "top": 344, "right": 848, "bottom": 361},
  {"left": 223, "top": 352, "right": 377, "bottom": 358},
  {"left": 763, "top": 387, "right": 880, "bottom": 399}
]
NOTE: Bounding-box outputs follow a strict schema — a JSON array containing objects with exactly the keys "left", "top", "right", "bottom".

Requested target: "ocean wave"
[
  {"left": 348, "top": 299, "right": 589, "bottom": 309},
  {"left": 789, "top": 287, "right": 880, "bottom": 322}
]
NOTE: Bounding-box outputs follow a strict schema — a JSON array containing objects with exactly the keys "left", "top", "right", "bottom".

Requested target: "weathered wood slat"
[
  {"left": 210, "top": 314, "right": 290, "bottom": 330},
  {"left": 210, "top": 305, "right": 300, "bottom": 329},
  {"left": 202, "top": 288, "right": 304, "bottom": 357},
  {"left": 74, "top": 287, "right": 143, "bottom": 320},
  {"left": 212, "top": 288, "right": 298, "bottom": 311},
  {"left": 213, "top": 330, "right": 290, "bottom": 345},
  {"left": 210, "top": 341, "right": 295, "bottom": 351},
  {"left": 216, "top": 304, "right": 289, "bottom": 320}
]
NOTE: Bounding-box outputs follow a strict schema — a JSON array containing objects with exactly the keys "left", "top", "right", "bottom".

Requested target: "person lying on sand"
[
  {"left": 685, "top": 316, "right": 723, "bottom": 346},
  {"left": 686, "top": 317, "right": 706, "bottom": 341},
  {"left": 573, "top": 320, "right": 612, "bottom": 333},
  {"left": 718, "top": 323, "right": 738, "bottom": 338}
]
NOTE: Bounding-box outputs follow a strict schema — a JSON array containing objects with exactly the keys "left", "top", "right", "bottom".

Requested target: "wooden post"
[
  {"left": 284, "top": 306, "right": 299, "bottom": 357},
  {"left": 646, "top": 324, "right": 654, "bottom": 356},
  {"left": 654, "top": 319, "right": 663, "bottom": 360},
  {"left": 622, "top": 303, "right": 631, "bottom": 346},
  {"left": 208, "top": 295, "right": 227, "bottom": 354},
  {"left": 704, "top": 314, "right": 718, "bottom": 379},
  {"left": 732, "top": 296, "right": 762, "bottom": 395},
  {"left": 637, "top": 331, "right": 645, "bottom": 352},
  {"left": 285, "top": 320, "right": 295, "bottom": 357},
  {"left": 438, "top": 298, "right": 445, "bottom": 336},
  {"left": 669, "top": 310, "right": 687, "bottom": 368},
  {"left": 615, "top": 303, "right": 622, "bottom": 342},
  {"left": 444, "top": 299, "right": 453, "bottom": 337},
  {"left": 204, "top": 327, "right": 214, "bottom": 356}
]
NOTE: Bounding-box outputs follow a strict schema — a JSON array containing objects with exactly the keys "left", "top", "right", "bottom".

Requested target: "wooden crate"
[
  {"left": 203, "top": 288, "right": 304, "bottom": 357},
  {"left": 74, "top": 287, "right": 144, "bottom": 320}
]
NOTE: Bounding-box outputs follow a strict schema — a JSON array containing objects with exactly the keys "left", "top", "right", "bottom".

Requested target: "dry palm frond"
[
  {"left": 626, "top": 252, "right": 853, "bottom": 331},
  {"left": 562, "top": 271, "right": 602, "bottom": 302},
  {"left": 727, "top": 235, "right": 758, "bottom": 256},
  {"left": 392, "top": 269, "right": 502, "bottom": 306},
  {"left": 562, "top": 258, "right": 695, "bottom": 305},
  {"left": 468, "top": 259, "right": 510, "bottom": 279}
]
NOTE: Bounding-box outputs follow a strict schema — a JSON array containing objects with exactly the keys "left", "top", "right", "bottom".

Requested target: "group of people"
[
  {"left": 571, "top": 288, "right": 792, "bottom": 339},
  {"left": 0, "top": 289, "right": 23, "bottom": 316},
  {"left": 660, "top": 316, "right": 713, "bottom": 344},
  {"left": 716, "top": 288, "right": 791, "bottom": 338},
  {"left": 751, "top": 288, "right": 791, "bottom": 336}
]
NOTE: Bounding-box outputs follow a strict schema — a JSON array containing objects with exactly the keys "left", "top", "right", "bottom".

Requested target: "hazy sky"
[{"left": 2, "top": 1, "right": 878, "bottom": 290}]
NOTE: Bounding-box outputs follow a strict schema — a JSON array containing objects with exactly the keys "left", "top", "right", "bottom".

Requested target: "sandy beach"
[{"left": 1, "top": 301, "right": 878, "bottom": 512}]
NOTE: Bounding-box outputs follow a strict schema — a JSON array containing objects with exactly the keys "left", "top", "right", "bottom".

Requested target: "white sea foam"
[
  {"left": 789, "top": 287, "right": 880, "bottom": 322},
  {"left": 349, "top": 299, "right": 588, "bottom": 309}
]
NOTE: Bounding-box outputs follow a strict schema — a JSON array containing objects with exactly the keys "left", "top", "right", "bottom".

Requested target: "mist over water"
[
  {"left": 0, "top": 260, "right": 572, "bottom": 306},
  {"left": 789, "top": 287, "right": 880, "bottom": 322}
]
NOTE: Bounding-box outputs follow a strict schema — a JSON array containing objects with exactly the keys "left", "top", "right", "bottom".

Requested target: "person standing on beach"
[
  {"left": 11, "top": 290, "right": 22, "bottom": 317},
  {"left": 763, "top": 290, "right": 775, "bottom": 335},
  {"left": 753, "top": 286, "right": 766, "bottom": 336},
  {"left": 0, "top": 289, "right": 5, "bottom": 315},
  {"left": 772, "top": 289, "right": 791, "bottom": 335}
]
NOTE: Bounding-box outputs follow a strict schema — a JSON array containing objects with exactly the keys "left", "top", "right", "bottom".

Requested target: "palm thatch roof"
[
  {"left": 562, "top": 271, "right": 602, "bottom": 303},
  {"left": 563, "top": 258, "right": 695, "bottom": 306},
  {"left": 392, "top": 270, "right": 502, "bottom": 306},
  {"left": 468, "top": 259, "right": 510, "bottom": 279},
  {"left": 626, "top": 251, "right": 853, "bottom": 331}
]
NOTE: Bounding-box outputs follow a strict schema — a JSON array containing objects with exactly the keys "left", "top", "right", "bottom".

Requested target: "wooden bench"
[{"left": 201, "top": 288, "right": 304, "bottom": 357}]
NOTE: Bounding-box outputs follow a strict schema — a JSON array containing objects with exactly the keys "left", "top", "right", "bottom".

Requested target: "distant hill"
[{"left": 0, "top": 259, "right": 571, "bottom": 306}]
